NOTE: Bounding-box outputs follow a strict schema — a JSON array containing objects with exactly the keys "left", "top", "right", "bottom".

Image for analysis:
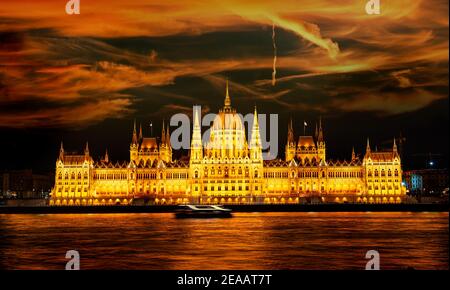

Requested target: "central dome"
[{"left": 205, "top": 80, "right": 248, "bottom": 158}]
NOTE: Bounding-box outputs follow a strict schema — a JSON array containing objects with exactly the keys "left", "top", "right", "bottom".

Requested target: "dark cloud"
[{"left": 0, "top": 0, "right": 448, "bottom": 171}]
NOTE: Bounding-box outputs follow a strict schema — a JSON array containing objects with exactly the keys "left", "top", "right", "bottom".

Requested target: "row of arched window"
[
  {"left": 367, "top": 169, "right": 399, "bottom": 177},
  {"left": 201, "top": 167, "right": 253, "bottom": 178},
  {"left": 58, "top": 172, "right": 88, "bottom": 180},
  {"left": 94, "top": 173, "right": 127, "bottom": 180}
]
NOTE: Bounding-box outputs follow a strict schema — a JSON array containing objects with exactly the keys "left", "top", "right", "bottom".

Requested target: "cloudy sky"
[{"left": 0, "top": 0, "right": 448, "bottom": 171}]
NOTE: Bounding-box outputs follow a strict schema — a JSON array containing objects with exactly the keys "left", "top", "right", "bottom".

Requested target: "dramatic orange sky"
[{"left": 0, "top": 0, "right": 448, "bottom": 170}]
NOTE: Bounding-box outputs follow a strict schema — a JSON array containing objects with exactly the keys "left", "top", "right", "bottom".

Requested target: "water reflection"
[{"left": 0, "top": 212, "right": 448, "bottom": 270}]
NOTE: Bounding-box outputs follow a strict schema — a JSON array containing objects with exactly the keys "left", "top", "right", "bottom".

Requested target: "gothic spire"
[
  {"left": 250, "top": 106, "right": 261, "bottom": 148},
  {"left": 59, "top": 141, "right": 64, "bottom": 160},
  {"left": 84, "top": 141, "right": 89, "bottom": 156},
  {"left": 191, "top": 106, "right": 202, "bottom": 148},
  {"left": 287, "top": 118, "right": 294, "bottom": 145},
  {"left": 132, "top": 119, "right": 138, "bottom": 144},
  {"left": 166, "top": 123, "right": 170, "bottom": 146},
  {"left": 317, "top": 116, "right": 324, "bottom": 142}
]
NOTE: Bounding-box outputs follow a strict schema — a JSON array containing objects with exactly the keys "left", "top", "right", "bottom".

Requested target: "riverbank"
[{"left": 0, "top": 203, "right": 448, "bottom": 214}]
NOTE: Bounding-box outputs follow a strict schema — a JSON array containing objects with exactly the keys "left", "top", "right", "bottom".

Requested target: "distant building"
[
  {"left": 403, "top": 171, "right": 423, "bottom": 194},
  {"left": 1, "top": 170, "right": 53, "bottom": 199},
  {"left": 405, "top": 169, "right": 449, "bottom": 194}
]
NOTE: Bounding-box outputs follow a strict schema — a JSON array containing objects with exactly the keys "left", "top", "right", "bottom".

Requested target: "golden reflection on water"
[{"left": 0, "top": 212, "right": 448, "bottom": 270}]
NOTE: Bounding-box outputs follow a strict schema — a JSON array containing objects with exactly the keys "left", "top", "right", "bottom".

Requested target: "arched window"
[
  {"left": 194, "top": 171, "right": 199, "bottom": 178},
  {"left": 374, "top": 170, "right": 379, "bottom": 177},
  {"left": 394, "top": 169, "right": 399, "bottom": 177}
]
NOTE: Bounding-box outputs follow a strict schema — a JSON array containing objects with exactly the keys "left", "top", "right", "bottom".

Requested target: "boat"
[{"left": 175, "top": 204, "right": 232, "bottom": 218}]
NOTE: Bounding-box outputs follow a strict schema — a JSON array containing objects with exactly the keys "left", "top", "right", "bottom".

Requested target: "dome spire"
[{"left": 224, "top": 79, "right": 231, "bottom": 109}]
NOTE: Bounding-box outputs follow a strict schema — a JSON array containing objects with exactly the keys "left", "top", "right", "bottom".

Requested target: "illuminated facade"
[{"left": 50, "top": 83, "right": 406, "bottom": 205}]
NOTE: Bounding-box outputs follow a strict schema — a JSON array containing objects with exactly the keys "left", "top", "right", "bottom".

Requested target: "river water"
[{"left": 0, "top": 212, "right": 448, "bottom": 270}]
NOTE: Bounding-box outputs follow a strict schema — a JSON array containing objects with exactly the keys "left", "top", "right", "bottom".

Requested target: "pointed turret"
[
  {"left": 317, "top": 116, "right": 324, "bottom": 142},
  {"left": 132, "top": 119, "right": 138, "bottom": 145},
  {"left": 139, "top": 123, "right": 143, "bottom": 141},
  {"left": 393, "top": 138, "right": 397, "bottom": 153},
  {"left": 130, "top": 120, "right": 139, "bottom": 162},
  {"left": 192, "top": 107, "right": 202, "bottom": 145},
  {"left": 287, "top": 118, "right": 294, "bottom": 145},
  {"left": 84, "top": 141, "right": 90, "bottom": 157},
  {"left": 190, "top": 106, "right": 203, "bottom": 162},
  {"left": 250, "top": 106, "right": 262, "bottom": 161},
  {"left": 351, "top": 147, "right": 356, "bottom": 161},
  {"left": 104, "top": 149, "right": 109, "bottom": 163},
  {"left": 166, "top": 123, "right": 170, "bottom": 146},
  {"left": 59, "top": 141, "right": 64, "bottom": 160},
  {"left": 250, "top": 107, "right": 261, "bottom": 145},
  {"left": 316, "top": 116, "right": 326, "bottom": 161},
  {"left": 366, "top": 138, "right": 371, "bottom": 155},
  {"left": 285, "top": 118, "right": 296, "bottom": 162}
]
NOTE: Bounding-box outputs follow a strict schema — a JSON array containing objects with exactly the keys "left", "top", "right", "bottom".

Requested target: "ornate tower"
[
  {"left": 250, "top": 106, "right": 263, "bottom": 161},
  {"left": 351, "top": 147, "right": 356, "bottom": 161},
  {"left": 130, "top": 120, "right": 139, "bottom": 162},
  {"left": 104, "top": 149, "right": 109, "bottom": 163},
  {"left": 393, "top": 138, "right": 399, "bottom": 157},
  {"left": 285, "top": 118, "right": 296, "bottom": 162},
  {"left": 138, "top": 123, "right": 143, "bottom": 143},
  {"left": 365, "top": 138, "right": 371, "bottom": 158},
  {"left": 59, "top": 141, "right": 64, "bottom": 161},
  {"left": 159, "top": 121, "right": 172, "bottom": 163},
  {"left": 190, "top": 107, "right": 203, "bottom": 163},
  {"left": 317, "top": 117, "right": 326, "bottom": 161},
  {"left": 84, "top": 142, "right": 90, "bottom": 159}
]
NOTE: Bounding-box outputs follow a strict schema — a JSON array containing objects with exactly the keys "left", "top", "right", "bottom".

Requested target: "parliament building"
[{"left": 50, "top": 83, "right": 406, "bottom": 206}]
